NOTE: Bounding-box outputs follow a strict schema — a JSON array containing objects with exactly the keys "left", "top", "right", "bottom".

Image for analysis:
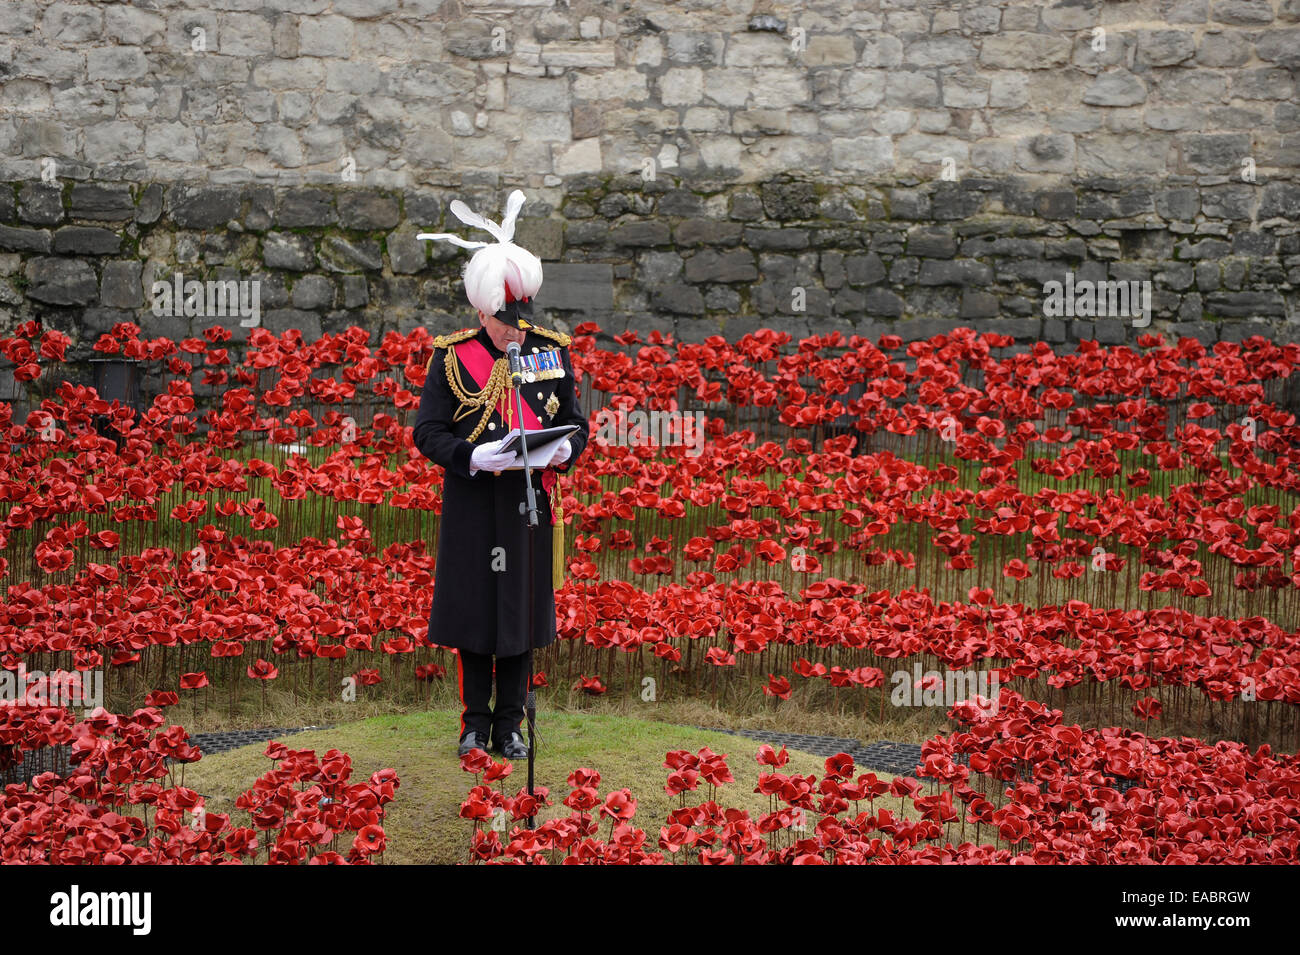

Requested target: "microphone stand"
[{"left": 506, "top": 342, "right": 540, "bottom": 833}]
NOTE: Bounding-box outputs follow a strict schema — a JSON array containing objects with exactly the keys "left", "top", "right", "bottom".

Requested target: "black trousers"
[{"left": 456, "top": 648, "right": 531, "bottom": 746}]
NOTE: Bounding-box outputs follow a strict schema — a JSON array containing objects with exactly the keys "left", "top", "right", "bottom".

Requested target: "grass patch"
[{"left": 178, "top": 708, "right": 905, "bottom": 865}]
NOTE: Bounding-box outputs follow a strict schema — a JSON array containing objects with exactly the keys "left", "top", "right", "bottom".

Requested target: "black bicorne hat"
[{"left": 493, "top": 293, "right": 534, "bottom": 330}]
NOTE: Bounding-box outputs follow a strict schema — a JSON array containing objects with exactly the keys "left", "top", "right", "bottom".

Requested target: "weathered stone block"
[
  {"left": 536, "top": 263, "right": 615, "bottom": 311},
  {"left": 1211, "top": 0, "right": 1274, "bottom": 24},
  {"left": 341, "top": 275, "right": 369, "bottom": 309},
  {"left": 0, "top": 225, "right": 52, "bottom": 253},
  {"left": 919, "top": 258, "right": 994, "bottom": 286},
  {"left": 564, "top": 220, "right": 609, "bottom": 247},
  {"left": 684, "top": 249, "right": 757, "bottom": 283},
  {"left": 1092, "top": 320, "right": 1128, "bottom": 344},
  {"left": 1205, "top": 290, "right": 1286, "bottom": 316},
  {"left": 1200, "top": 185, "right": 1254, "bottom": 220},
  {"left": 743, "top": 227, "right": 810, "bottom": 251},
  {"left": 25, "top": 256, "right": 98, "bottom": 306},
  {"left": 319, "top": 236, "right": 383, "bottom": 272},
  {"left": 1082, "top": 70, "right": 1147, "bottom": 106},
  {"left": 980, "top": 33, "right": 1070, "bottom": 69},
  {"left": 1175, "top": 319, "right": 1219, "bottom": 342},
  {"left": 100, "top": 259, "right": 143, "bottom": 308},
  {"left": 1157, "top": 262, "right": 1196, "bottom": 290},
  {"left": 1036, "top": 191, "right": 1077, "bottom": 220},
  {"left": 1255, "top": 29, "right": 1300, "bottom": 67},
  {"left": 864, "top": 287, "right": 905, "bottom": 317},
  {"left": 610, "top": 220, "right": 671, "bottom": 247},
  {"left": 844, "top": 252, "right": 887, "bottom": 286},
  {"left": 405, "top": 197, "right": 444, "bottom": 234},
  {"left": 831, "top": 287, "right": 864, "bottom": 315},
  {"left": 651, "top": 284, "right": 705, "bottom": 315},
  {"left": 906, "top": 230, "right": 956, "bottom": 258},
  {"left": 386, "top": 231, "right": 427, "bottom": 274},
  {"left": 263, "top": 232, "right": 316, "bottom": 271},
  {"left": 884, "top": 72, "right": 940, "bottom": 107},
  {"left": 18, "top": 183, "right": 62, "bottom": 225},
  {"left": 1177, "top": 238, "right": 1232, "bottom": 259},
  {"left": 1260, "top": 182, "right": 1300, "bottom": 219},
  {"left": 929, "top": 185, "right": 983, "bottom": 220},
  {"left": 136, "top": 184, "right": 163, "bottom": 225},
  {"left": 960, "top": 290, "right": 999, "bottom": 318},
  {"left": 514, "top": 218, "right": 563, "bottom": 259},
  {"left": 1137, "top": 30, "right": 1196, "bottom": 66},
  {"left": 1231, "top": 231, "right": 1277, "bottom": 256},
  {"left": 276, "top": 188, "right": 337, "bottom": 227},
  {"left": 168, "top": 185, "right": 242, "bottom": 230},
  {"left": 1196, "top": 261, "right": 1221, "bottom": 291},
  {"left": 674, "top": 219, "right": 743, "bottom": 246},
  {"left": 1180, "top": 133, "right": 1251, "bottom": 173},
  {"left": 759, "top": 181, "right": 819, "bottom": 221},
  {"left": 658, "top": 189, "right": 704, "bottom": 217},
  {"left": 70, "top": 183, "right": 135, "bottom": 221},
  {"left": 53, "top": 226, "right": 120, "bottom": 254},
  {"left": 338, "top": 190, "right": 400, "bottom": 230},
  {"left": 291, "top": 275, "right": 334, "bottom": 310},
  {"left": 1156, "top": 188, "right": 1200, "bottom": 220}
]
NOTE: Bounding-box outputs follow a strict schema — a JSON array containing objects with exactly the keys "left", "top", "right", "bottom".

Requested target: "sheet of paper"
[
  {"left": 502, "top": 432, "right": 570, "bottom": 469},
  {"left": 490, "top": 426, "right": 578, "bottom": 469}
]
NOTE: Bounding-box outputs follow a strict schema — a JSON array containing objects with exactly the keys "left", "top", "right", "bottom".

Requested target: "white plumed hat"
[{"left": 417, "top": 189, "right": 543, "bottom": 327}]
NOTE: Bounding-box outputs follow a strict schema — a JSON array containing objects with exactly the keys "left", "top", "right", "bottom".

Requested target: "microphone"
[{"left": 506, "top": 340, "right": 524, "bottom": 385}]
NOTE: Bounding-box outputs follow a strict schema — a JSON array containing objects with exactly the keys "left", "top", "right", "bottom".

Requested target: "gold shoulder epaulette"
[
  {"left": 426, "top": 328, "right": 478, "bottom": 372},
  {"left": 530, "top": 326, "right": 571, "bottom": 347},
  {"left": 432, "top": 328, "right": 478, "bottom": 349}
]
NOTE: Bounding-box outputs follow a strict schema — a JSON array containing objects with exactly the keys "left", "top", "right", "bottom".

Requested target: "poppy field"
[{"left": 2, "top": 317, "right": 1299, "bottom": 863}]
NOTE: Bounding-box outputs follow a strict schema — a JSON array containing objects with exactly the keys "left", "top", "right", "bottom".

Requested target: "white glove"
[
  {"left": 469, "top": 439, "right": 516, "bottom": 475},
  {"left": 549, "top": 439, "right": 572, "bottom": 467}
]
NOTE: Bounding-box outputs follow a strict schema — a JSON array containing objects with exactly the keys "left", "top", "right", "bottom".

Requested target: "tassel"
[{"left": 551, "top": 482, "right": 565, "bottom": 590}]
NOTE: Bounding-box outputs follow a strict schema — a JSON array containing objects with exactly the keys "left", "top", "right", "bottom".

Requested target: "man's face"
[{"left": 479, "top": 309, "right": 526, "bottom": 351}]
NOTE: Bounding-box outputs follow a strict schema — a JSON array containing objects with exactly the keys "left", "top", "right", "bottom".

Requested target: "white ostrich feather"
[
  {"left": 413, "top": 233, "right": 489, "bottom": 249},
  {"left": 463, "top": 242, "right": 543, "bottom": 317},
  {"left": 417, "top": 189, "right": 541, "bottom": 316},
  {"left": 447, "top": 199, "right": 506, "bottom": 243},
  {"left": 497, "top": 189, "right": 526, "bottom": 243}
]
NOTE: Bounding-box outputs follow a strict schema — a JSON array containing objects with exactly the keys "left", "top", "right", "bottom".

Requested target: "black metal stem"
[{"left": 509, "top": 373, "right": 540, "bottom": 836}]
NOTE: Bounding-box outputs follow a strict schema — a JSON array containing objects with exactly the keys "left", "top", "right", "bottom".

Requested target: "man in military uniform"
[{"left": 412, "top": 191, "right": 589, "bottom": 760}]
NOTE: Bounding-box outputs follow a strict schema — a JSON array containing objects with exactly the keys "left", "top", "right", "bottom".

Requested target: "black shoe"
[
  {"left": 499, "top": 731, "right": 529, "bottom": 760},
  {"left": 458, "top": 731, "right": 490, "bottom": 757}
]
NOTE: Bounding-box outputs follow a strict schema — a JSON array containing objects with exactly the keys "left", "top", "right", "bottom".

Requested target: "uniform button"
[
  {"left": 537, "top": 392, "right": 543, "bottom": 400},
  {"left": 488, "top": 422, "right": 496, "bottom": 430},
  {"left": 532, "top": 347, "right": 539, "bottom": 353}
]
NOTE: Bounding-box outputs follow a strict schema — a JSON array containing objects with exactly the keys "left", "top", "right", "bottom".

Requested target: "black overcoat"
[{"left": 412, "top": 324, "right": 589, "bottom": 657}]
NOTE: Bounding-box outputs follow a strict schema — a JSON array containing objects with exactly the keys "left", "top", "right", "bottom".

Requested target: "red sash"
[{"left": 455, "top": 337, "right": 558, "bottom": 517}]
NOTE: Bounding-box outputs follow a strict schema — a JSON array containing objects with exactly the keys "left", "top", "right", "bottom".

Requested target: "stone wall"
[
  {"left": 1, "top": 0, "right": 1298, "bottom": 401},
  {"left": 3, "top": 1, "right": 1298, "bottom": 187}
]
